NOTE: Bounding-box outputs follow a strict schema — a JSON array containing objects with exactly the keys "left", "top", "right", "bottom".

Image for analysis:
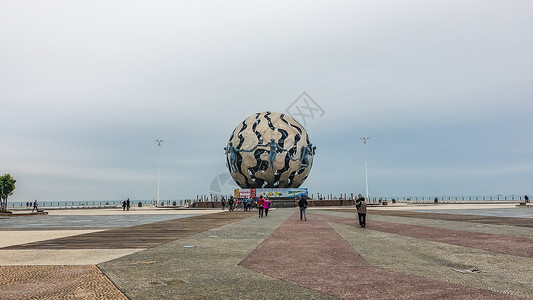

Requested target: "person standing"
[
  {"left": 264, "top": 198, "right": 271, "bottom": 216},
  {"left": 356, "top": 194, "right": 367, "bottom": 228},
  {"left": 298, "top": 197, "right": 308, "bottom": 221},
  {"left": 525, "top": 195, "right": 529, "bottom": 203},
  {"left": 246, "top": 197, "right": 252, "bottom": 211},
  {"left": 126, "top": 198, "right": 131, "bottom": 211},
  {"left": 257, "top": 196, "right": 265, "bottom": 217},
  {"left": 229, "top": 196, "right": 234, "bottom": 212},
  {"left": 221, "top": 196, "right": 226, "bottom": 210},
  {"left": 356, "top": 194, "right": 364, "bottom": 202},
  {"left": 32, "top": 200, "right": 38, "bottom": 212}
]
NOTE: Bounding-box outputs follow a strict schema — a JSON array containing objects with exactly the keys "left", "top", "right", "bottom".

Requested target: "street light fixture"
[
  {"left": 361, "top": 137, "right": 369, "bottom": 201},
  {"left": 155, "top": 139, "right": 165, "bottom": 205}
]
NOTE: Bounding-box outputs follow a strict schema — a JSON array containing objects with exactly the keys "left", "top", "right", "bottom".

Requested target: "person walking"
[
  {"left": 257, "top": 196, "right": 265, "bottom": 217},
  {"left": 32, "top": 200, "right": 38, "bottom": 212},
  {"left": 126, "top": 198, "right": 131, "bottom": 211},
  {"left": 221, "top": 196, "right": 226, "bottom": 210},
  {"left": 356, "top": 194, "right": 367, "bottom": 228},
  {"left": 298, "top": 197, "right": 308, "bottom": 221},
  {"left": 264, "top": 198, "right": 271, "bottom": 216}
]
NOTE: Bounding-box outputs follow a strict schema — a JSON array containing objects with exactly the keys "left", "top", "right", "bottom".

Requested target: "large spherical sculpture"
[{"left": 224, "top": 111, "right": 316, "bottom": 188}]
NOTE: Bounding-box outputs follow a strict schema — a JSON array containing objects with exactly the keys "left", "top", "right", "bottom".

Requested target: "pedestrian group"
[{"left": 219, "top": 194, "right": 369, "bottom": 228}]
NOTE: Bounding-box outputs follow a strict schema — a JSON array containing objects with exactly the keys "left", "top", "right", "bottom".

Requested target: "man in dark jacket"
[
  {"left": 356, "top": 194, "right": 367, "bottom": 227},
  {"left": 298, "top": 197, "right": 308, "bottom": 221},
  {"left": 229, "top": 196, "right": 234, "bottom": 212}
]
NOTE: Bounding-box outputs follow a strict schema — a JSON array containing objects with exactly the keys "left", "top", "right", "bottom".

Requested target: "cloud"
[{"left": 1, "top": 0, "right": 532, "bottom": 201}]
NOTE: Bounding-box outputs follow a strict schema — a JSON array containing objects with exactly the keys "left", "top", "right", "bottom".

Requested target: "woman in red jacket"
[{"left": 257, "top": 196, "right": 265, "bottom": 217}]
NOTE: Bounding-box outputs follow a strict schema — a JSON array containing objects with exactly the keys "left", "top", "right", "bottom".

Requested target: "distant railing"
[
  {"left": 309, "top": 194, "right": 528, "bottom": 205},
  {"left": 8, "top": 200, "right": 156, "bottom": 209},
  {"left": 7, "top": 195, "right": 529, "bottom": 209},
  {"left": 8, "top": 199, "right": 201, "bottom": 209}
]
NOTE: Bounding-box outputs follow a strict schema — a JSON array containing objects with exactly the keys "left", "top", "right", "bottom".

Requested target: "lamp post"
[
  {"left": 361, "top": 137, "right": 369, "bottom": 201},
  {"left": 155, "top": 139, "right": 165, "bottom": 205}
]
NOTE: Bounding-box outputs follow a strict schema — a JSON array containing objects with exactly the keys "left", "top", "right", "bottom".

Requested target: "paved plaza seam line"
[{"left": 97, "top": 265, "right": 129, "bottom": 299}]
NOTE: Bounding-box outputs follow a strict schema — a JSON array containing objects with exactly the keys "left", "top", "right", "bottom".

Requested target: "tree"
[{"left": 0, "top": 174, "right": 16, "bottom": 212}]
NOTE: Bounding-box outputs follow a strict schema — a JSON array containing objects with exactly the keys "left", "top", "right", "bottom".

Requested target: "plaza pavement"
[{"left": 0, "top": 204, "right": 532, "bottom": 299}]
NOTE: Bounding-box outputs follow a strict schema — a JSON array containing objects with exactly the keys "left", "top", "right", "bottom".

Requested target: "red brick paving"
[
  {"left": 0, "top": 265, "right": 127, "bottom": 300},
  {"left": 240, "top": 212, "right": 523, "bottom": 299}
]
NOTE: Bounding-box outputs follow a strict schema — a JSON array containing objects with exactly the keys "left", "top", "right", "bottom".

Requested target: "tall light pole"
[
  {"left": 361, "top": 137, "right": 369, "bottom": 201},
  {"left": 155, "top": 139, "right": 165, "bottom": 205}
]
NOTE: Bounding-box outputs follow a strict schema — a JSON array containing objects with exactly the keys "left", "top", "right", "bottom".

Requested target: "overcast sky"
[{"left": 1, "top": 0, "right": 532, "bottom": 202}]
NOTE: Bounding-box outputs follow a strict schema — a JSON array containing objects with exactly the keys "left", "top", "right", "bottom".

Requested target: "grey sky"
[{"left": 1, "top": 0, "right": 532, "bottom": 202}]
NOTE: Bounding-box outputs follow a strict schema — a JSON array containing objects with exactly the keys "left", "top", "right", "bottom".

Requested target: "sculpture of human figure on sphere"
[
  {"left": 258, "top": 138, "right": 287, "bottom": 169},
  {"left": 224, "top": 142, "right": 256, "bottom": 173},
  {"left": 300, "top": 143, "right": 316, "bottom": 168}
]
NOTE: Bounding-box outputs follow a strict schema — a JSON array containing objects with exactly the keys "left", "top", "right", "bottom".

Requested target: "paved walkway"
[{"left": 1, "top": 206, "right": 532, "bottom": 299}]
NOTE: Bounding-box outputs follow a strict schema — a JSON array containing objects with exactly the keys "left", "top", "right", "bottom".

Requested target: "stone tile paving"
[
  {"left": 366, "top": 213, "right": 533, "bottom": 239},
  {"left": 333, "top": 217, "right": 533, "bottom": 259},
  {"left": 99, "top": 209, "right": 337, "bottom": 299},
  {"left": 413, "top": 208, "right": 533, "bottom": 219},
  {"left": 313, "top": 209, "right": 533, "bottom": 298},
  {"left": 0, "top": 211, "right": 255, "bottom": 299},
  {"left": 5, "top": 212, "right": 252, "bottom": 250},
  {"left": 367, "top": 210, "right": 533, "bottom": 228},
  {"left": 0, "top": 249, "right": 142, "bottom": 266},
  {"left": 0, "top": 214, "right": 196, "bottom": 230},
  {"left": 0, "top": 265, "right": 127, "bottom": 300},
  {"left": 241, "top": 212, "right": 523, "bottom": 299},
  {"left": 332, "top": 223, "right": 533, "bottom": 298},
  {"left": 2, "top": 208, "right": 533, "bottom": 299}
]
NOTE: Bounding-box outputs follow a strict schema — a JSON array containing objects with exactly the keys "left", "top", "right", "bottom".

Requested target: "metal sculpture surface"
[{"left": 225, "top": 112, "right": 315, "bottom": 188}]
